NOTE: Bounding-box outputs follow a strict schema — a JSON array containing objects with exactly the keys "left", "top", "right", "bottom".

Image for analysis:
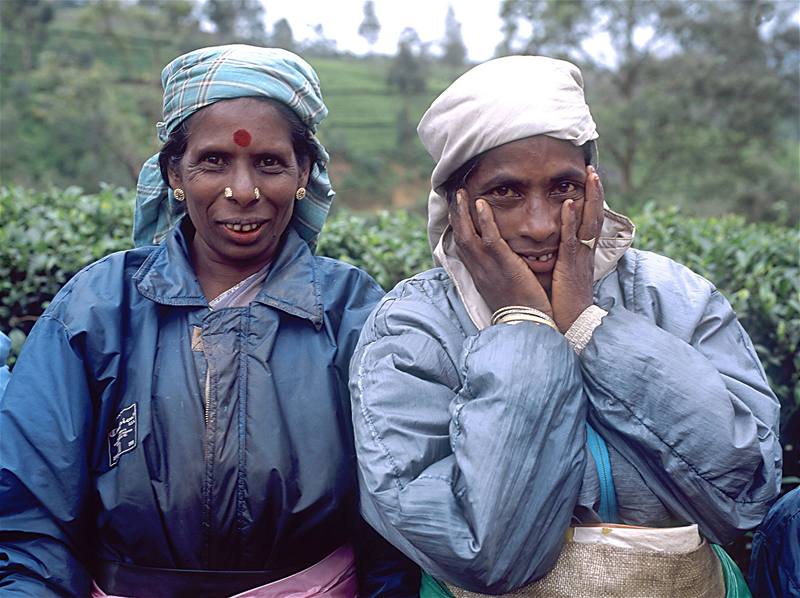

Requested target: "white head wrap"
[
  {"left": 419, "top": 55, "right": 598, "bottom": 195},
  {"left": 416, "top": 55, "right": 634, "bottom": 330}
]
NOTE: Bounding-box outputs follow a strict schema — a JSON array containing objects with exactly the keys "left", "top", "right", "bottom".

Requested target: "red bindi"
[{"left": 233, "top": 129, "right": 252, "bottom": 147}]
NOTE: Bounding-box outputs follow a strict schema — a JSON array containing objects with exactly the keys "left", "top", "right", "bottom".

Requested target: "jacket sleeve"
[
  {"left": 581, "top": 257, "right": 782, "bottom": 543},
  {"left": 0, "top": 316, "right": 93, "bottom": 597},
  {"left": 350, "top": 286, "right": 588, "bottom": 594},
  {"left": 329, "top": 268, "right": 422, "bottom": 597},
  {"left": 0, "top": 331, "right": 10, "bottom": 396}
]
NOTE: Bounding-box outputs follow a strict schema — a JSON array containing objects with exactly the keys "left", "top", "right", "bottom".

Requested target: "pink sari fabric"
[{"left": 91, "top": 544, "right": 357, "bottom": 598}]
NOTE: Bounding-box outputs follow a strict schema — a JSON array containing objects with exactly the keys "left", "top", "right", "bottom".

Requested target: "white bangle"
[{"left": 565, "top": 305, "right": 608, "bottom": 355}]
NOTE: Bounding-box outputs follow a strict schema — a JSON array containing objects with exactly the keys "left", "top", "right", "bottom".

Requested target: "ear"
[
  {"left": 167, "top": 163, "right": 182, "bottom": 191},
  {"left": 298, "top": 155, "right": 312, "bottom": 190}
]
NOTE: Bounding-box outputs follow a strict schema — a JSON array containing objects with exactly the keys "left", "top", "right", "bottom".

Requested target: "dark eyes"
[
  {"left": 199, "top": 154, "right": 282, "bottom": 169},
  {"left": 257, "top": 156, "right": 279, "bottom": 168},
  {"left": 485, "top": 181, "right": 583, "bottom": 202},
  {"left": 491, "top": 186, "right": 517, "bottom": 198},
  {"left": 553, "top": 181, "right": 579, "bottom": 195}
]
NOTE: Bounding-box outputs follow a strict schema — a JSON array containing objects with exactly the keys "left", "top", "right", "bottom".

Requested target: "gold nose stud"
[
  {"left": 254, "top": 187, "right": 261, "bottom": 200},
  {"left": 224, "top": 187, "right": 233, "bottom": 199}
]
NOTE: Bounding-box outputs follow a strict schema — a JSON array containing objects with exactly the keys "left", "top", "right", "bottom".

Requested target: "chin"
[{"left": 536, "top": 274, "right": 553, "bottom": 295}]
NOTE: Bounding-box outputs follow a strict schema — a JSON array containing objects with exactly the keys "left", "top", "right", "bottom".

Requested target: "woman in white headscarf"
[{"left": 348, "top": 56, "right": 781, "bottom": 596}]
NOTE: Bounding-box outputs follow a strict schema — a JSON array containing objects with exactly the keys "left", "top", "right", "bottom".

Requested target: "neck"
[{"left": 191, "top": 250, "right": 271, "bottom": 302}]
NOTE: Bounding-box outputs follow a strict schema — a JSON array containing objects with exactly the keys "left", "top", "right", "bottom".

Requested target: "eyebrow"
[{"left": 190, "top": 141, "right": 291, "bottom": 157}]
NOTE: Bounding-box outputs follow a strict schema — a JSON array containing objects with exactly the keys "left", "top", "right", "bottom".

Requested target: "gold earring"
[
  {"left": 254, "top": 187, "right": 261, "bottom": 200},
  {"left": 295, "top": 187, "right": 306, "bottom": 201},
  {"left": 173, "top": 188, "right": 185, "bottom": 202},
  {"left": 224, "top": 187, "right": 233, "bottom": 199}
]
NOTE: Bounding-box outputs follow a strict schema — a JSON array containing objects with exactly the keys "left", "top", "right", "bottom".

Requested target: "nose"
[
  {"left": 517, "top": 194, "right": 560, "bottom": 243},
  {"left": 227, "top": 164, "right": 258, "bottom": 207}
]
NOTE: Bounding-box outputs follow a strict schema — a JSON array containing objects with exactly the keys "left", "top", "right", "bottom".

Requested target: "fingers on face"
[
  {"left": 451, "top": 188, "right": 477, "bottom": 239},
  {"left": 475, "top": 198, "right": 504, "bottom": 251},
  {"left": 559, "top": 199, "right": 580, "bottom": 255},
  {"left": 578, "top": 165, "right": 603, "bottom": 241}
]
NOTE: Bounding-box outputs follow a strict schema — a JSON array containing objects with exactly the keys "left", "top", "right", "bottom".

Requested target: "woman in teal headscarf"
[{"left": 0, "top": 45, "right": 419, "bottom": 597}]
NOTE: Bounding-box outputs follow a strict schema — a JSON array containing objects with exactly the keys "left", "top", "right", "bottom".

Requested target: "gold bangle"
[
  {"left": 491, "top": 305, "right": 555, "bottom": 327},
  {"left": 496, "top": 313, "right": 559, "bottom": 332}
]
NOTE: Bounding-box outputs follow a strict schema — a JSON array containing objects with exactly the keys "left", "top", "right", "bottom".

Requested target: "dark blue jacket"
[
  {"left": 0, "top": 223, "right": 419, "bottom": 597},
  {"left": 749, "top": 487, "right": 800, "bottom": 598}
]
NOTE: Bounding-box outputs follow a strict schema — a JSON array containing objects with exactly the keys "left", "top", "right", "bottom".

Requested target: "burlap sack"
[{"left": 445, "top": 540, "right": 725, "bottom": 598}]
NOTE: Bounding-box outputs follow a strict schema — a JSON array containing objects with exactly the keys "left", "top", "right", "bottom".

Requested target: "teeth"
[
  {"left": 224, "top": 223, "right": 260, "bottom": 232},
  {"left": 536, "top": 253, "right": 553, "bottom": 261}
]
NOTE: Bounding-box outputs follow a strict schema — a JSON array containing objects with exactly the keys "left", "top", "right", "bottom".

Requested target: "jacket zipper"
[
  {"left": 201, "top": 358, "right": 214, "bottom": 566},
  {"left": 204, "top": 368, "right": 211, "bottom": 428}
]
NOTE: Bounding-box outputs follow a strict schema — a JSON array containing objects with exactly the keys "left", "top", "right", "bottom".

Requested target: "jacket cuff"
[{"left": 565, "top": 305, "right": 607, "bottom": 355}]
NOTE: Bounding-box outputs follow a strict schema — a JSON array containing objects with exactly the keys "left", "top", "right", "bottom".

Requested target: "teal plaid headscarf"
[{"left": 134, "top": 45, "right": 334, "bottom": 249}]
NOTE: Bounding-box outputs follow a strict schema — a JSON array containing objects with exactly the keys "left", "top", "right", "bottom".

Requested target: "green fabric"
[
  {"left": 712, "top": 544, "right": 753, "bottom": 598},
  {"left": 420, "top": 571, "right": 455, "bottom": 598}
]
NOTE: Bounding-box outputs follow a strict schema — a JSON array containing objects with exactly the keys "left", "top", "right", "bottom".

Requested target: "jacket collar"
[{"left": 134, "top": 220, "right": 323, "bottom": 328}]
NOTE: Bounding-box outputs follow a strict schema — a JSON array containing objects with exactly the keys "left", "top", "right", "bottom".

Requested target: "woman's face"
[
  {"left": 168, "top": 98, "right": 309, "bottom": 275},
  {"left": 459, "top": 135, "right": 586, "bottom": 292}
]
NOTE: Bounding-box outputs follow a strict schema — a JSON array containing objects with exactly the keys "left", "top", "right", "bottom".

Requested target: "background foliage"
[{"left": 1, "top": 187, "right": 796, "bottom": 453}]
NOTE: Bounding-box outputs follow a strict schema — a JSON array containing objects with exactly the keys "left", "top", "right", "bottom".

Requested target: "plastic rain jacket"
[
  {"left": 349, "top": 208, "right": 782, "bottom": 594},
  {"left": 0, "top": 222, "right": 419, "bottom": 597}
]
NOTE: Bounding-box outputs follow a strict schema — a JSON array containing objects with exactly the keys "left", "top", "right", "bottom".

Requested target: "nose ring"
[
  {"left": 254, "top": 187, "right": 261, "bottom": 200},
  {"left": 224, "top": 187, "right": 233, "bottom": 199}
]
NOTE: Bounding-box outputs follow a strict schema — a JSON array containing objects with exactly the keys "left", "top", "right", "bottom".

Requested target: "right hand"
[{"left": 450, "top": 189, "right": 553, "bottom": 316}]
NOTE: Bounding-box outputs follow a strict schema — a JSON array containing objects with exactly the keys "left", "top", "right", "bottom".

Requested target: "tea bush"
[{"left": 1, "top": 186, "right": 797, "bottom": 469}]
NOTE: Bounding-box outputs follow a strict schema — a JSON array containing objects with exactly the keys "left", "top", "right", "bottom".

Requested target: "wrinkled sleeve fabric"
[
  {"left": 581, "top": 253, "right": 782, "bottom": 544},
  {"left": 0, "top": 316, "right": 93, "bottom": 597},
  {"left": 350, "top": 280, "right": 588, "bottom": 594},
  {"left": 748, "top": 487, "right": 800, "bottom": 598}
]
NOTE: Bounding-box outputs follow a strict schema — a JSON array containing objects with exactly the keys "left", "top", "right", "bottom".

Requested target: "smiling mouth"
[
  {"left": 526, "top": 252, "right": 555, "bottom": 262},
  {"left": 520, "top": 250, "right": 558, "bottom": 272},
  {"left": 223, "top": 222, "right": 263, "bottom": 233}
]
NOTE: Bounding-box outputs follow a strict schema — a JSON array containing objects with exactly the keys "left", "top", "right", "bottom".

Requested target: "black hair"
[
  {"left": 158, "top": 97, "right": 319, "bottom": 185},
  {"left": 440, "top": 139, "right": 596, "bottom": 204}
]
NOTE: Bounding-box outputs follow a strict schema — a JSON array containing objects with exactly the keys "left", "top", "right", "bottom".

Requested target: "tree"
[
  {"left": 387, "top": 28, "right": 427, "bottom": 94},
  {"left": 496, "top": 0, "right": 799, "bottom": 220},
  {"left": 0, "top": 0, "right": 55, "bottom": 76},
  {"left": 358, "top": 0, "right": 380, "bottom": 51},
  {"left": 0, "top": 0, "right": 200, "bottom": 190},
  {"left": 202, "top": 0, "right": 266, "bottom": 42},
  {"left": 302, "top": 24, "right": 337, "bottom": 57},
  {"left": 441, "top": 5, "right": 467, "bottom": 67},
  {"left": 271, "top": 18, "right": 294, "bottom": 51}
]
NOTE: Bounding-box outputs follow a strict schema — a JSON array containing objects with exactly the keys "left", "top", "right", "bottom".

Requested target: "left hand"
[{"left": 551, "top": 166, "right": 605, "bottom": 332}]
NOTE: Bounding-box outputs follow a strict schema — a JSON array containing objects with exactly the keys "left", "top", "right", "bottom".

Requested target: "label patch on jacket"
[{"left": 108, "top": 403, "right": 137, "bottom": 467}]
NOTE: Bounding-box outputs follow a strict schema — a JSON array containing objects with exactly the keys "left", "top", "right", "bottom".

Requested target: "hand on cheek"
[
  {"left": 551, "top": 166, "right": 604, "bottom": 331},
  {"left": 451, "top": 190, "right": 552, "bottom": 316}
]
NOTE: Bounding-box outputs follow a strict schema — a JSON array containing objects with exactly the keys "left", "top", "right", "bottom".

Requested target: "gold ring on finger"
[{"left": 579, "top": 237, "right": 597, "bottom": 250}]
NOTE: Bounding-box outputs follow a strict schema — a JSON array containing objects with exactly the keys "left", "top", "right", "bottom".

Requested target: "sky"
[{"left": 262, "top": 0, "right": 505, "bottom": 61}]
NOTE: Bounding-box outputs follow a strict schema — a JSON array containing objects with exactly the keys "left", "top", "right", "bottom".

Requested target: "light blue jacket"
[{"left": 350, "top": 248, "right": 782, "bottom": 594}]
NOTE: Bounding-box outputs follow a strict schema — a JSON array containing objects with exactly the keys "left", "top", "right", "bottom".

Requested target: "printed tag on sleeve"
[{"left": 108, "top": 403, "right": 137, "bottom": 467}]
